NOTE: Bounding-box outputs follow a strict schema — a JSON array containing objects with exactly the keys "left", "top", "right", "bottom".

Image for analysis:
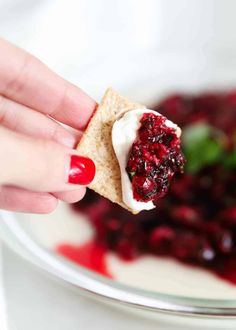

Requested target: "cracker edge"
[{"left": 77, "top": 87, "right": 144, "bottom": 214}]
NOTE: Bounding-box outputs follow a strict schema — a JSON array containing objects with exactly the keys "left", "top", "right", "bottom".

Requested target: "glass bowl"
[{"left": 1, "top": 49, "right": 236, "bottom": 323}]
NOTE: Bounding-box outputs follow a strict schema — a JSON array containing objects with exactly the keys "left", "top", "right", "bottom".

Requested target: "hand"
[{"left": 0, "top": 38, "right": 97, "bottom": 214}]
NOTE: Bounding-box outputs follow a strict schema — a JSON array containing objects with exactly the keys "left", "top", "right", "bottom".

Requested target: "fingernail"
[{"left": 68, "top": 155, "right": 96, "bottom": 185}]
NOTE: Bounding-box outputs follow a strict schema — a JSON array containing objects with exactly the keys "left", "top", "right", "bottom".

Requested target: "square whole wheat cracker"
[{"left": 77, "top": 88, "right": 145, "bottom": 213}]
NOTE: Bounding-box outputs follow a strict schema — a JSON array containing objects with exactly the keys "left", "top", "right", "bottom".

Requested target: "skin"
[{"left": 0, "top": 38, "right": 97, "bottom": 214}]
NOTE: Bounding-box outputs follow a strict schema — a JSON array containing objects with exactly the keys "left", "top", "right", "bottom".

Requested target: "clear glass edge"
[{"left": 1, "top": 210, "right": 236, "bottom": 317}]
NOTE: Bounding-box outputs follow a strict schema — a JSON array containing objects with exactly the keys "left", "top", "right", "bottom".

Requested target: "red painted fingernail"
[{"left": 68, "top": 155, "right": 96, "bottom": 185}]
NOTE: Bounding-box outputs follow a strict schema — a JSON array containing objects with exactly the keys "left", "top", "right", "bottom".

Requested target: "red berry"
[
  {"left": 172, "top": 205, "right": 201, "bottom": 227},
  {"left": 149, "top": 226, "right": 175, "bottom": 254},
  {"left": 126, "top": 113, "right": 185, "bottom": 203},
  {"left": 116, "top": 239, "right": 139, "bottom": 261}
]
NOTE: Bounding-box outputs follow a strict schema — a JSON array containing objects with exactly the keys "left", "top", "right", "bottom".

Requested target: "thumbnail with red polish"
[{"left": 68, "top": 155, "right": 95, "bottom": 185}]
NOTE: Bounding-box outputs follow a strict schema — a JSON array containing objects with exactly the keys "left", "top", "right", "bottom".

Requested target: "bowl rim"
[{"left": 1, "top": 210, "right": 236, "bottom": 318}]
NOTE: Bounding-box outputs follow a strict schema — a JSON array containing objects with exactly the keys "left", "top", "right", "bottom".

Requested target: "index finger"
[{"left": 0, "top": 38, "right": 97, "bottom": 130}]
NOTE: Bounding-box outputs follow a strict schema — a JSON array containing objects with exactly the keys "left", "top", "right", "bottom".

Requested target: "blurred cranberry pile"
[
  {"left": 126, "top": 113, "right": 185, "bottom": 203},
  {"left": 73, "top": 91, "right": 236, "bottom": 284}
]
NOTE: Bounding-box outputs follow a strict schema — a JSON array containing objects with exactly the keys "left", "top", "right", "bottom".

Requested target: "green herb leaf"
[
  {"left": 223, "top": 150, "right": 236, "bottom": 169},
  {"left": 127, "top": 171, "right": 136, "bottom": 181},
  {"left": 182, "top": 123, "right": 225, "bottom": 173}
]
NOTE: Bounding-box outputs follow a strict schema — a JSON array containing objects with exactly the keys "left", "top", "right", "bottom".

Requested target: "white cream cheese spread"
[{"left": 112, "top": 109, "right": 181, "bottom": 213}]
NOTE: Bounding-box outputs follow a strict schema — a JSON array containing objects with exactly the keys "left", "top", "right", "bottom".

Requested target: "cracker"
[{"left": 77, "top": 88, "right": 145, "bottom": 213}]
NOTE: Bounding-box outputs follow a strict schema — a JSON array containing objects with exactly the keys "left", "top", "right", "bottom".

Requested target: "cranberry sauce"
[
  {"left": 56, "top": 242, "right": 112, "bottom": 278},
  {"left": 70, "top": 90, "right": 236, "bottom": 285},
  {"left": 126, "top": 113, "right": 185, "bottom": 203}
]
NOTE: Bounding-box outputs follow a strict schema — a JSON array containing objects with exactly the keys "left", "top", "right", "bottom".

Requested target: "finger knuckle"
[
  {"left": 5, "top": 52, "right": 36, "bottom": 97},
  {"left": 0, "top": 94, "right": 8, "bottom": 124}
]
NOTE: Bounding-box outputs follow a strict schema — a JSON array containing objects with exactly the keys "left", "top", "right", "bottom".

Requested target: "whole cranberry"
[
  {"left": 172, "top": 205, "right": 201, "bottom": 227},
  {"left": 149, "top": 226, "right": 175, "bottom": 254},
  {"left": 105, "top": 218, "right": 121, "bottom": 232},
  {"left": 116, "top": 238, "right": 139, "bottom": 261}
]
